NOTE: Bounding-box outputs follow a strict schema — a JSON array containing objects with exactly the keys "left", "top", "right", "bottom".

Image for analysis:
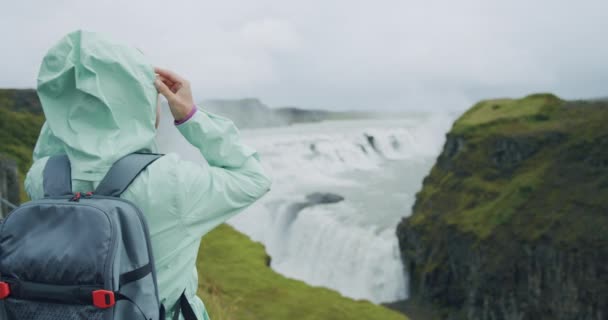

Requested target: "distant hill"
[
  {"left": 201, "top": 98, "right": 285, "bottom": 128},
  {"left": 201, "top": 98, "right": 380, "bottom": 128}
]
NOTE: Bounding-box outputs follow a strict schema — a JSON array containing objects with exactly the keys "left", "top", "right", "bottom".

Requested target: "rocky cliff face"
[{"left": 397, "top": 94, "right": 607, "bottom": 320}]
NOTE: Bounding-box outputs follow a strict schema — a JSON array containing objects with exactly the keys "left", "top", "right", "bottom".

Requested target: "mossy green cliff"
[{"left": 397, "top": 94, "right": 607, "bottom": 319}]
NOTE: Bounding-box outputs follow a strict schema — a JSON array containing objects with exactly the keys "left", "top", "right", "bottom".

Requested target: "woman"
[{"left": 24, "top": 30, "right": 271, "bottom": 319}]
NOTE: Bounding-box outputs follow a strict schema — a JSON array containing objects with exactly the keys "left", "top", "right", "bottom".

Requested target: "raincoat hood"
[{"left": 34, "top": 30, "right": 158, "bottom": 181}]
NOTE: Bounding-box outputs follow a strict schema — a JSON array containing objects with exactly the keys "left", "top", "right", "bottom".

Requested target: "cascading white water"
[{"left": 157, "top": 109, "right": 452, "bottom": 304}]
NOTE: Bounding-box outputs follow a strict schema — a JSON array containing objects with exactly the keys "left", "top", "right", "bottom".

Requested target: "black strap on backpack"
[
  {"left": 94, "top": 153, "right": 163, "bottom": 197},
  {"left": 43, "top": 154, "right": 73, "bottom": 197},
  {"left": 43, "top": 152, "right": 164, "bottom": 198},
  {"left": 172, "top": 291, "right": 198, "bottom": 320}
]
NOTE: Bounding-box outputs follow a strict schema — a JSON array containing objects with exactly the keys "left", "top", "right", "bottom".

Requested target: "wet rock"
[
  {"left": 306, "top": 192, "right": 344, "bottom": 205},
  {"left": 390, "top": 135, "right": 401, "bottom": 150},
  {"left": 358, "top": 144, "right": 368, "bottom": 154},
  {"left": 283, "top": 192, "right": 345, "bottom": 228},
  {"left": 309, "top": 143, "right": 318, "bottom": 154},
  {"left": 364, "top": 133, "right": 384, "bottom": 156}
]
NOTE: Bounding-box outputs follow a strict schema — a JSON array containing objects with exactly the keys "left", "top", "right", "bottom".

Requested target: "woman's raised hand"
[{"left": 154, "top": 67, "right": 195, "bottom": 122}]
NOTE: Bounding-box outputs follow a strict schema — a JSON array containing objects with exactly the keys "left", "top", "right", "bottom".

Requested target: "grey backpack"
[{"left": 0, "top": 153, "right": 197, "bottom": 320}]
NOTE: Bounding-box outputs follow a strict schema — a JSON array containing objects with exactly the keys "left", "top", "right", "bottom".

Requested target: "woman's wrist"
[{"left": 174, "top": 105, "right": 197, "bottom": 126}]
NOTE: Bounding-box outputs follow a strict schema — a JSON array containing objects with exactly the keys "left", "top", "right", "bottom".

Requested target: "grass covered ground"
[{"left": 197, "top": 224, "right": 408, "bottom": 320}]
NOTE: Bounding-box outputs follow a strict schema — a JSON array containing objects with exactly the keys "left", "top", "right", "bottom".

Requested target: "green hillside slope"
[{"left": 198, "top": 224, "right": 407, "bottom": 320}]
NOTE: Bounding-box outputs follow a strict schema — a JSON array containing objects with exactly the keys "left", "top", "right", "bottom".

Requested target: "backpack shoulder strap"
[
  {"left": 43, "top": 154, "right": 72, "bottom": 197},
  {"left": 94, "top": 153, "right": 163, "bottom": 197},
  {"left": 180, "top": 292, "right": 198, "bottom": 320},
  {"left": 172, "top": 291, "right": 198, "bottom": 320}
]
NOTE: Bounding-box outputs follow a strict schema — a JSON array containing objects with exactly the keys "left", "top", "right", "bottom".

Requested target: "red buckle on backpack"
[
  {"left": 0, "top": 282, "right": 10, "bottom": 299},
  {"left": 92, "top": 290, "right": 115, "bottom": 308}
]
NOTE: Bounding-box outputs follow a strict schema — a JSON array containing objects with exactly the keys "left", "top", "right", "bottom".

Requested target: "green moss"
[
  {"left": 407, "top": 93, "right": 608, "bottom": 248},
  {"left": 452, "top": 93, "right": 563, "bottom": 134},
  {"left": 197, "top": 224, "right": 408, "bottom": 320},
  {"left": 443, "top": 161, "right": 550, "bottom": 238}
]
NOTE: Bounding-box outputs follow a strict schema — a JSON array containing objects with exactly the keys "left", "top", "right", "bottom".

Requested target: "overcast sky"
[{"left": 1, "top": 0, "right": 606, "bottom": 111}]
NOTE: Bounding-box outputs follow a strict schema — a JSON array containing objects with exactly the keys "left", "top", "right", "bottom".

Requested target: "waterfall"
[{"left": 157, "top": 109, "right": 452, "bottom": 304}]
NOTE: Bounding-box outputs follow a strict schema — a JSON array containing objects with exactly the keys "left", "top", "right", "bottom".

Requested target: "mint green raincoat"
[{"left": 24, "top": 30, "right": 271, "bottom": 320}]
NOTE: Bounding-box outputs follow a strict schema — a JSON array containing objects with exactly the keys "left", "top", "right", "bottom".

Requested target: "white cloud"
[{"left": 0, "top": 0, "right": 606, "bottom": 111}]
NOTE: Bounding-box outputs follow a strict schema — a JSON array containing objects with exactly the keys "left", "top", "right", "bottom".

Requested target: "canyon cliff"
[{"left": 397, "top": 94, "right": 607, "bottom": 320}]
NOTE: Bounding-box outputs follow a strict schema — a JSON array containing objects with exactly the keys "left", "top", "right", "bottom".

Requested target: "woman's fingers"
[
  {"left": 154, "top": 67, "right": 184, "bottom": 84},
  {"left": 156, "top": 74, "right": 177, "bottom": 92},
  {"left": 155, "top": 67, "right": 189, "bottom": 94},
  {"left": 154, "top": 78, "right": 176, "bottom": 101},
  {"left": 156, "top": 74, "right": 171, "bottom": 84},
  {"left": 153, "top": 66, "right": 195, "bottom": 121},
  {"left": 170, "top": 82, "right": 183, "bottom": 93}
]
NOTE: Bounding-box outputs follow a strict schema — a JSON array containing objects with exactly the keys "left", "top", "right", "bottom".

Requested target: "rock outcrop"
[
  {"left": 397, "top": 94, "right": 607, "bottom": 320},
  {"left": 282, "top": 192, "right": 345, "bottom": 227}
]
